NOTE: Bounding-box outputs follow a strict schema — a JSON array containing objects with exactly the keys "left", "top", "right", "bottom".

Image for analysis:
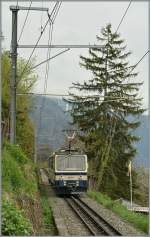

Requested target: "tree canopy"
[
  {"left": 2, "top": 50, "right": 38, "bottom": 158},
  {"left": 65, "top": 24, "right": 145, "bottom": 198}
]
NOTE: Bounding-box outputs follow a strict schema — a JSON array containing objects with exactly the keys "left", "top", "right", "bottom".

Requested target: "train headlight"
[
  {"left": 60, "top": 175, "right": 63, "bottom": 180},
  {"left": 64, "top": 181, "right": 66, "bottom": 186}
]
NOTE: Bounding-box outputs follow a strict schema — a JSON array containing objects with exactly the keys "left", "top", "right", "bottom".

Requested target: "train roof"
[{"left": 50, "top": 149, "right": 86, "bottom": 157}]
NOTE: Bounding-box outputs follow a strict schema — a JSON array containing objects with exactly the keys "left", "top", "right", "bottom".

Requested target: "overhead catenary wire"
[
  {"left": 116, "top": 0, "right": 132, "bottom": 32},
  {"left": 128, "top": 49, "right": 149, "bottom": 74},
  {"left": 99, "top": 1, "right": 132, "bottom": 74},
  {"left": 37, "top": 19, "right": 53, "bottom": 143},
  {"left": 42, "top": 2, "right": 62, "bottom": 96},
  {"left": 18, "top": 2, "right": 59, "bottom": 84},
  {"left": 25, "top": 2, "right": 59, "bottom": 149},
  {"left": 71, "top": 48, "right": 149, "bottom": 91},
  {"left": 17, "top": 47, "right": 148, "bottom": 99},
  {"left": 36, "top": 2, "right": 62, "bottom": 146},
  {"left": 38, "top": 2, "right": 62, "bottom": 120},
  {"left": 51, "top": 1, "right": 62, "bottom": 23},
  {"left": 32, "top": 48, "right": 70, "bottom": 70},
  {"left": 40, "top": 0, "right": 44, "bottom": 33},
  {"left": 17, "top": 0, "right": 33, "bottom": 43},
  {"left": 20, "top": 2, "right": 63, "bottom": 72},
  {"left": 44, "top": 21, "right": 53, "bottom": 93},
  {"left": 16, "top": 93, "right": 141, "bottom": 102}
]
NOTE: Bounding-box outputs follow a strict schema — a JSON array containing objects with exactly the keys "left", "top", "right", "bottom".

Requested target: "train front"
[{"left": 54, "top": 153, "right": 88, "bottom": 194}]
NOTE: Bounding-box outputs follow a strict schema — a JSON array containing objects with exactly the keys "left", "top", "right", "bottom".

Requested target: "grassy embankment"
[
  {"left": 2, "top": 143, "right": 38, "bottom": 235},
  {"left": 39, "top": 186, "right": 57, "bottom": 235},
  {"left": 2, "top": 143, "right": 56, "bottom": 235},
  {"left": 87, "top": 191, "right": 149, "bottom": 233}
]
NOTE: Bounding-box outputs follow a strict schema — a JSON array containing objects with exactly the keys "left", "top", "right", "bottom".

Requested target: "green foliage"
[
  {"left": 87, "top": 191, "right": 148, "bottom": 233},
  {"left": 133, "top": 166, "right": 149, "bottom": 206},
  {"left": 5, "top": 142, "right": 28, "bottom": 164},
  {"left": 2, "top": 199, "right": 32, "bottom": 235},
  {"left": 2, "top": 143, "right": 38, "bottom": 195},
  {"left": 65, "top": 24, "right": 144, "bottom": 198},
  {"left": 2, "top": 50, "right": 37, "bottom": 158},
  {"left": 39, "top": 186, "right": 57, "bottom": 234},
  {"left": 40, "top": 197, "right": 54, "bottom": 229}
]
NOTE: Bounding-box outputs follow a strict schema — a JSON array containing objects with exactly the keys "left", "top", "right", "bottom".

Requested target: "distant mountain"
[
  {"left": 29, "top": 96, "right": 149, "bottom": 167},
  {"left": 29, "top": 96, "right": 73, "bottom": 151},
  {"left": 133, "top": 114, "right": 149, "bottom": 167}
]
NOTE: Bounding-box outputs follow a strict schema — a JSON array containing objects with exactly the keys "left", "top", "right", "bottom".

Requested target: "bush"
[
  {"left": 2, "top": 200, "right": 32, "bottom": 235},
  {"left": 5, "top": 143, "right": 28, "bottom": 164},
  {"left": 2, "top": 148, "right": 26, "bottom": 192},
  {"left": 2, "top": 144, "right": 38, "bottom": 195},
  {"left": 87, "top": 191, "right": 149, "bottom": 233}
]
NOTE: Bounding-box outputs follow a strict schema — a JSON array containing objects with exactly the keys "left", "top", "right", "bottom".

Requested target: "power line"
[
  {"left": 17, "top": 47, "right": 149, "bottom": 99},
  {"left": 16, "top": 93, "right": 142, "bottom": 101},
  {"left": 17, "top": 93, "right": 69, "bottom": 96},
  {"left": 128, "top": 49, "right": 149, "bottom": 74},
  {"left": 40, "top": 0, "right": 44, "bottom": 33},
  {"left": 37, "top": 2, "right": 62, "bottom": 145},
  {"left": 116, "top": 1, "right": 132, "bottom": 32},
  {"left": 18, "top": 2, "right": 59, "bottom": 84},
  {"left": 37, "top": 21, "right": 53, "bottom": 143},
  {"left": 51, "top": 1, "right": 62, "bottom": 23},
  {"left": 44, "top": 21, "right": 53, "bottom": 93},
  {"left": 42, "top": 2, "right": 62, "bottom": 96},
  {"left": 17, "top": 1, "right": 32, "bottom": 43},
  {"left": 32, "top": 48, "right": 70, "bottom": 70}
]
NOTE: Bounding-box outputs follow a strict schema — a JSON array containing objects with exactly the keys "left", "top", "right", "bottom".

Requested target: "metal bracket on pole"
[
  {"left": 10, "top": 6, "right": 49, "bottom": 12},
  {"left": 32, "top": 48, "right": 70, "bottom": 70},
  {"left": 18, "top": 44, "right": 104, "bottom": 49}
]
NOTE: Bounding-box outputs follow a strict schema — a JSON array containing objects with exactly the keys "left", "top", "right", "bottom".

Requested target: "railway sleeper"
[
  {"left": 66, "top": 198, "right": 104, "bottom": 236},
  {"left": 71, "top": 196, "right": 122, "bottom": 236}
]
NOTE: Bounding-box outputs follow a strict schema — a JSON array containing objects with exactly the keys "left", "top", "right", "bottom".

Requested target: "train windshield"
[{"left": 56, "top": 155, "right": 86, "bottom": 171}]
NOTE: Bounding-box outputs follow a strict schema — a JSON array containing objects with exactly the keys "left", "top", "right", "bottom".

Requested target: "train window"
[{"left": 55, "top": 155, "right": 86, "bottom": 171}]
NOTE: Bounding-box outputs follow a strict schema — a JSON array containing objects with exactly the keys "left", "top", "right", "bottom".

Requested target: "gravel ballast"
[
  {"left": 81, "top": 195, "right": 146, "bottom": 236},
  {"left": 50, "top": 197, "right": 91, "bottom": 236}
]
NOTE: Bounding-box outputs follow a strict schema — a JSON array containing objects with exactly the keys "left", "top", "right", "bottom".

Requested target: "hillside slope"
[{"left": 30, "top": 96, "right": 72, "bottom": 151}]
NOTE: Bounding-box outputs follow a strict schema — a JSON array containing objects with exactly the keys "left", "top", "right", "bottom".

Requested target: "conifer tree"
[{"left": 65, "top": 24, "right": 144, "bottom": 197}]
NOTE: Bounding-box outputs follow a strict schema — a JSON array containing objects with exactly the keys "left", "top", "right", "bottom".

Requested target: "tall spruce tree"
[{"left": 65, "top": 24, "right": 145, "bottom": 198}]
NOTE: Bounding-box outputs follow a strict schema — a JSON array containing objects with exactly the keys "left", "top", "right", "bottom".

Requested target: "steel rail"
[
  {"left": 42, "top": 168, "right": 49, "bottom": 177},
  {"left": 66, "top": 196, "right": 123, "bottom": 236},
  {"left": 74, "top": 196, "right": 123, "bottom": 235},
  {"left": 65, "top": 197, "right": 99, "bottom": 236}
]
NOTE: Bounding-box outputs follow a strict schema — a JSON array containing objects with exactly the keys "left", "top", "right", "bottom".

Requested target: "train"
[{"left": 48, "top": 149, "right": 88, "bottom": 194}]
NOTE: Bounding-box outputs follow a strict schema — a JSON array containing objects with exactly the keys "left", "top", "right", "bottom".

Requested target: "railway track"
[
  {"left": 41, "top": 168, "right": 49, "bottom": 177},
  {"left": 65, "top": 196, "right": 122, "bottom": 236}
]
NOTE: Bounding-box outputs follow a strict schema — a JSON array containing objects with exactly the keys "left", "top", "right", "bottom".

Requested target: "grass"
[
  {"left": 40, "top": 187, "right": 57, "bottom": 235},
  {"left": 2, "top": 143, "right": 38, "bottom": 196},
  {"left": 87, "top": 191, "right": 149, "bottom": 233},
  {"left": 2, "top": 143, "right": 39, "bottom": 235},
  {"left": 2, "top": 199, "right": 32, "bottom": 236}
]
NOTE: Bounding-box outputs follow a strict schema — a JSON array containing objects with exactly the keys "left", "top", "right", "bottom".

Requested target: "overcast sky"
[{"left": 2, "top": 1, "right": 149, "bottom": 112}]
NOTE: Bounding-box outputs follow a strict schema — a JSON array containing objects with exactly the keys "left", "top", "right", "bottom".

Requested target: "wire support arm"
[
  {"left": 32, "top": 48, "right": 70, "bottom": 70},
  {"left": 18, "top": 44, "right": 105, "bottom": 49},
  {"left": 10, "top": 5, "right": 49, "bottom": 11}
]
